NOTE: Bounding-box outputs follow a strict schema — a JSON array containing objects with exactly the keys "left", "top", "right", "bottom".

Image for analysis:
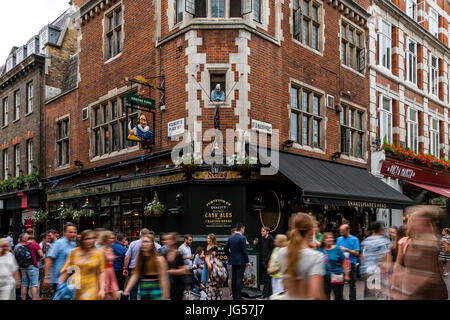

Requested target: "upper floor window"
[
  {"left": 176, "top": 0, "right": 183, "bottom": 23},
  {"left": 105, "top": 5, "right": 123, "bottom": 60},
  {"left": 340, "top": 105, "right": 365, "bottom": 158},
  {"left": 26, "top": 140, "right": 33, "bottom": 175},
  {"left": 406, "top": 107, "right": 418, "bottom": 152},
  {"left": 429, "top": 54, "right": 438, "bottom": 97},
  {"left": 429, "top": 8, "right": 438, "bottom": 38},
  {"left": 406, "top": 0, "right": 417, "bottom": 21},
  {"left": 341, "top": 21, "right": 365, "bottom": 73},
  {"left": 405, "top": 37, "right": 417, "bottom": 85},
  {"left": 186, "top": 0, "right": 249, "bottom": 18},
  {"left": 293, "top": 0, "right": 322, "bottom": 51},
  {"left": 14, "top": 90, "right": 20, "bottom": 121},
  {"left": 429, "top": 117, "right": 439, "bottom": 157},
  {"left": 56, "top": 118, "right": 70, "bottom": 167},
  {"left": 91, "top": 96, "right": 138, "bottom": 158},
  {"left": 253, "top": 0, "right": 261, "bottom": 23},
  {"left": 377, "top": 19, "right": 391, "bottom": 71},
  {"left": 3, "top": 150, "right": 9, "bottom": 180},
  {"left": 14, "top": 145, "right": 20, "bottom": 178},
  {"left": 290, "top": 85, "right": 324, "bottom": 148},
  {"left": 379, "top": 94, "right": 392, "bottom": 144},
  {"left": 2, "top": 98, "right": 8, "bottom": 127},
  {"left": 39, "top": 30, "right": 48, "bottom": 55},
  {"left": 26, "top": 82, "right": 33, "bottom": 114}
]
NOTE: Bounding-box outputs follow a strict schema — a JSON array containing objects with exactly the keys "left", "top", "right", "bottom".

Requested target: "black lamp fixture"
[
  {"left": 331, "top": 152, "right": 341, "bottom": 160},
  {"left": 282, "top": 139, "right": 294, "bottom": 150}
]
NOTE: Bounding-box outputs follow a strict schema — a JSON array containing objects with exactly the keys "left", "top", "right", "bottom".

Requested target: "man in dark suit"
[{"left": 225, "top": 223, "right": 250, "bottom": 300}]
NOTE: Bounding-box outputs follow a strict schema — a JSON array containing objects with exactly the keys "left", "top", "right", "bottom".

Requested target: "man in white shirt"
[{"left": 179, "top": 234, "right": 198, "bottom": 289}]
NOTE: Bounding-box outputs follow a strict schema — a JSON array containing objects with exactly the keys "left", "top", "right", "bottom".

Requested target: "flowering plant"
[
  {"left": 60, "top": 209, "right": 75, "bottom": 220},
  {"left": 175, "top": 153, "right": 202, "bottom": 171},
  {"left": 144, "top": 198, "right": 166, "bottom": 217},
  {"left": 32, "top": 210, "right": 48, "bottom": 223},
  {"left": 73, "top": 210, "right": 95, "bottom": 221}
]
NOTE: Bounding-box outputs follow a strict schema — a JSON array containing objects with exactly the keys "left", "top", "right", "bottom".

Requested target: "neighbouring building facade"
[
  {"left": 0, "top": 9, "right": 78, "bottom": 240},
  {"left": 369, "top": 0, "right": 450, "bottom": 226},
  {"left": 42, "top": 0, "right": 412, "bottom": 258}
]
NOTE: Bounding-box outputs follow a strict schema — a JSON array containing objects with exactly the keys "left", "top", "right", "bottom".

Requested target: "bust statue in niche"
[{"left": 210, "top": 83, "right": 225, "bottom": 102}]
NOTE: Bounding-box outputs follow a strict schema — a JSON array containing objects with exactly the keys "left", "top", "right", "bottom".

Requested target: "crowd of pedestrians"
[{"left": 0, "top": 205, "right": 448, "bottom": 300}]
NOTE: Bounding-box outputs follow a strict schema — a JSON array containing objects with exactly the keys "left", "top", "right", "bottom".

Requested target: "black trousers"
[
  {"left": 261, "top": 262, "right": 272, "bottom": 297},
  {"left": 324, "top": 275, "right": 344, "bottom": 300},
  {"left": 231, "top": 265, "right": 246, "bottom": 300},
  {"left": 115, "top": 269, "right": 126, "bottom": 291},
  {"left": 346, "top": 263, "right": 357, "bottom": 300}
]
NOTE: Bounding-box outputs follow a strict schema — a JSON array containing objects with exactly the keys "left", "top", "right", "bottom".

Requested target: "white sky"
[{"left": 0, "top": 0, "right": 71, "bottom": 65}]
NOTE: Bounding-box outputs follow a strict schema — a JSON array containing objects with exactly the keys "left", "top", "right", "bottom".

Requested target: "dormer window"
[
  {"left": 39, "top": 29, "right": 48, "bottom": 54},
  {"left": 27, "top": 37, "right": 39, "bottom": 56},
  {"left": 6, "top": 58, "right": 13, "bottom": 72},
  {"left": 16, "top": 49, "right": 24, "bottom": 64}
]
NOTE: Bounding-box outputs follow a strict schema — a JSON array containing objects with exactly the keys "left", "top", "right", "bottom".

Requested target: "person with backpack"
[{"left": 14, "top": 233, "right": 43, "bottom": 300}]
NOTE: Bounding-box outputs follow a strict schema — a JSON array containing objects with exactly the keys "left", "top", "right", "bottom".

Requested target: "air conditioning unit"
[{"left": 82, "top": 107, "right": 88, "bottom": 120}]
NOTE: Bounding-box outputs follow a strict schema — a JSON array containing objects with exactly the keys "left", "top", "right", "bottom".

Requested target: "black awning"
[{"left": 277, "top": 151, "right": 413, "bottom": 209}]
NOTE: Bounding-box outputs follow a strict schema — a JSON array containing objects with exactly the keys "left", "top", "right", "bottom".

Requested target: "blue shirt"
[
  {"left": 6, "top": 236, "right": 14, "bottom": 250},
  {"left": 125, "top": 239, "right": 162, "bottom": 269},
  {"left": 336, "top": 235, "right": 360, "bottom": 265},
  {"left": 111, "top": 241, "right": 127, "bottom": 271},
  {"left": 46, "top": 237, "right": 76, "bottom": 284},
  {"left": 360, "top": 235, "right": 391, "bottom": 275},
  {"left": 318, "top": 246, "right": 346, "bottom": 276}
]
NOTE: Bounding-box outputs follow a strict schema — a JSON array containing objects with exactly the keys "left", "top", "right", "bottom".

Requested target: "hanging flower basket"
[
  {"left": 60, "top": 209, "right": 75, "bottom": 220},
  {"left": 175, "top": 153, "right": 201, "bottom": 173},
  {"left": 73, "top": 210, "right": 95, "bottom": 222},
  {"left": 32, "top": 210, "right": 48, "bottom": 224},
  {"left": 228, "top": 154, "right": 257, "bottom": 172},
  {"left": 144, "top": 198, "right": 166, "bottom": 218}
]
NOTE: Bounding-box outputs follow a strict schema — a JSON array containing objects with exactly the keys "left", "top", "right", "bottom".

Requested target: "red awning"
[{"left": 406, "top": 181, "right": 450, "bottom": 198}]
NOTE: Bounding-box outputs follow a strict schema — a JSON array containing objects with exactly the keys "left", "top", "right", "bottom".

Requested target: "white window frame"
[
  {"left": 3, "top": 150, "right": 9, "bottom": 180},
  {"left": 55, "top": 117, "right": 70, "bottom": 167},
  {"left": 16, "top": 49, "right": 24, "bottom": 64},
  {"left": 406, "top": 107, "right": 418, "bottom": 152},
  {"left": 406, "top": 0, "right": 417, "bottom": 21},
  {"left": 379, "top": 94, "right": 393, "bottom": 144},
  {"left": 429, "top": 54, "right": 438, "bottom": 97},
  {"left": 6, "top": 58, "right": 13, "bottom": 72},
  {"left": 26, "top": 140, "right": 33, "bottom": 175},
  {"left": 27, "top": 40, "right": 36, "bottom": 56},
  {"left": 2, "top": 98, "right": 8, "bottom": 127},
  {"left": 405, "top": 37, "right": 417, "bottom": 85},
  {"left": 429, "top": 117, "right": 439, "bottom": 157},
  {"left": 377, "top": 18, "right": 391, "bottom": 72},
  {"left": 26, "top": 82, "right": 33, "bottom": 114},
  {"left": 14, "top": 145, "right": 20, "bottom": 178},
  {"left": 341, "top": 20, "right": 365, "bottom": 73},
  {"left": 292, "top": 0, "right": 323, "bottom": 52},
  {"left": 14, "top": 90, "right": 20, "bottom": 121},
  {"left": 429, "top": 8, "right": 438, "bottom": 38},
  {"left": 39, "top": 29, "right": 48, "bottom": 55}
]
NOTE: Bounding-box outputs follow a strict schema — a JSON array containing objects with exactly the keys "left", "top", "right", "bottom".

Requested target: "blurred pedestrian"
[
  {"left": 123, "top": 234, "right": 169, "bottom": 300},
  {"left": 438, "top": 228, "right": 449, "bottom": 276},
  {"left": 360, "top": 221, "right": 391, "bottom": 300},
  {"left": 14, "top": 233, "right": 43, "bottom": 300},
  {"left": 253, "top": 227, "right": 274, "bottom": 298},
  {"left": 267, "top": 234, "right": 287, "bottom": 295},
  {"left": 99, "top": 231, "right": 119, "bottom": 300},
  {"left": 277, "top": 213, "right": 325, "bottom": 300},
  {"left": 311, "top": 220, "right": 322, "bottom": 249},
  {"left": 59, "top": 229, "right": 106, "bottom": 300},
  {"left": 193, "top": 247, "right": 205, "bottom": 284},
  {"left": 226, "top": 228, "right": 236, "bottom": 297},
  {"left": 6, "top": 232, "right": 14, "bottom": 251},
  {"left": 317, "top": 232, "right": 348, "bottom": 300},
  {"left": 94, "top": 228, "right": 107, "bottom": 249},
  {"left": 336, "top": 224, "right": 360, "bottom": 300},
  {"left": 224, "top": 223, "right": 250, "bottom": 300},
  {"left": 178, "top": 234, "right": 196, "bottom": 290},
  {"left": 391, "top": 206, "right": 448, "bottom": 300},
  {"left": 44, "top": 223, "right": 77, "bottom": 298},
  {"left": 388, "top": 226, "right": 398, "bottom": 242},
  {"left": 164, "top": 232, "right": 189, "bottom": 300},
  {"left": 0, "top": 238, "right": 21, "bottom": 300},
  {"left": 123, "top": 228, "right": 151, "bottom": 300},
  {"left": 111, "top": 233, "right": 127, "bottom": 291}
]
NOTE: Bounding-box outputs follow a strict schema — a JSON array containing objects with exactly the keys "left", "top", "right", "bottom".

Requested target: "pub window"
[
  {"left": 91, "top": 96, "right": 138, "bottom": 158},
  {"left": 105, "top": 4, "right": 123, "bottom": 60},
  {"left": 293, "top": 0, "right": 322, "bottom": 51},
  {"left": 56, "top": 117, "right": 70, "bottom": 167},
  {"left": 340, "top": 105, "right": 365, "bottom": 158},
  {"left": 290, "top": 85, "right": 324, "bottom": 148},
  {"left": 341, "top": 21, "right": 365, "bottom": 73},
  {"left": 2, "top": 98, "right": 8, "bottom": 126}
]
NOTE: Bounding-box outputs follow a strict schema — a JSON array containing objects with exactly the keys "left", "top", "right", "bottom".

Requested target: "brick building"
[
  {"left": 369, "top": 0, "right": 450, "bottom": 226},
  {"left": 43, "top": 0, "right": 412, "bottom": 248},
  {"left": 0, "top": 8, "right": 78, "bottom": 239}
]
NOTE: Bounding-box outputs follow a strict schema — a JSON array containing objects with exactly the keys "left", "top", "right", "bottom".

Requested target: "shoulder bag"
[{"left": 324, "top": 249, "right": 344, "bottom": 285}]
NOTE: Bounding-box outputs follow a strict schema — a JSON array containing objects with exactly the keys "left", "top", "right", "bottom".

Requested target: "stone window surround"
[
  {"left": 55, "top": 114, "right": 70, "bottom": 169},
  {"left": 203, "top": 64, "right": 235, "bottom": 108},
  {"left": 340, "top": 17, "right": 366, "bottom": 76},
  {"left": 378, "top": 93, "right": 393, "bottom": 144},
  {"left": 377, "top": 17, "right": 392, "bottom": 74},
  {"left": 405, "top": 36, "right": 418, "bottom": 86},
  {"left": 428, "top": 53, "right": 439, "bottom": 97},
  {"left": 168, "top": 0, "right": 270, "bottom": 33},
  {"left": 289, "top": 78, "right": 326, "bottom": 153},
  {"left": 339, "top": 100, "right": 367, "bottom": 160},
  {"left": 406, "top": 106, "right": 419, "bottom": 152},
  {"left": 429, "top": 116, "right": 439, "bottom": 156},
  {"left": 103, "top": 2, "right": 124, "bottom": 65},
  {"left": 291, "top": 0, "right": 325, "bottom": 55},
  {"left": 88, "top": 86, "right": 139, "bottom": 162}
]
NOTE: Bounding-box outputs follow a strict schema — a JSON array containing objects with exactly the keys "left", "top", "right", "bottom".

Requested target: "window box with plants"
[
  {"left": 25, "top": 170, "right": 40, "bottom": 188},
  {"left": 175, "top": 153, "right": 202, "bottom": 173},
  {"left": 228, "top": 154, "right": 258, "bottom": 172}
]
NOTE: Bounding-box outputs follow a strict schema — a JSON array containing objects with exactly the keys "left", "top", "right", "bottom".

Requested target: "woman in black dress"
[{"left": 164, "top": 232, "right": 189, "bottom": 300}]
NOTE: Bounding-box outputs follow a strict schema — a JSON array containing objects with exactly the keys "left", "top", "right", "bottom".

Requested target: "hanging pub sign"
[
  {"left": 204, "top": 199, "right": 233, "bottom": 228},
  {"left": 125, "top": 89, "right": 156, "bottom": 149}
]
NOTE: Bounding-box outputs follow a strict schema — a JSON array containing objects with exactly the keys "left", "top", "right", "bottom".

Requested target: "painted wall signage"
[
  {"left": 204, "top": 199, "right": 233, "bottom": 228},
  {"left": 167, "top": 118, "right": 185, "bottom": 138},
  {"left": 251, "top": 119, "right": 272, "bottom": 134}
]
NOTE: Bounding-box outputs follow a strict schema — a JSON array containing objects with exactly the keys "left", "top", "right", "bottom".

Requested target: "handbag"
[
  {"left": 444, "top": 240, "right": 450, "bottom": 254},
  {"left": 52, "top": 281, "right": 75, "bottom": 300},
  {"left": 324, "top": 249, "right": 344, "bottom": 285}
]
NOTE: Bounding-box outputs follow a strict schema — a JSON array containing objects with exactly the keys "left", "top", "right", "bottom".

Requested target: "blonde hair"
[
  {"left": 98, "top": 230, "right": 114, "bottom": 246},
  {"left": 0, "top": 238, "right": 9, "bottom": 247},
  {"left": 207, "top": 233, "right": 217, "bottom": 247},
  {"left": 286, "top": 213, "right": 313, "bottom": 277},
  {"left": 275, "top": 234, "right": 288, "bottom": 248}
]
